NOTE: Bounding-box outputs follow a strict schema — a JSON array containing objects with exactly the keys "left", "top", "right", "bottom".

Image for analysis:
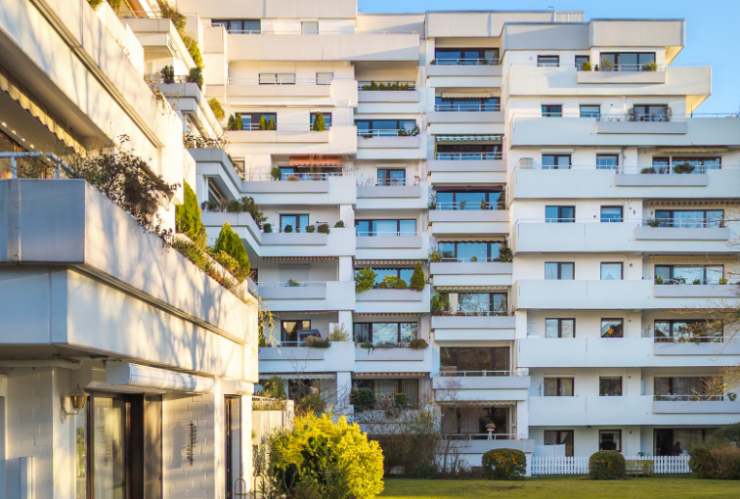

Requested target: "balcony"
[
  {"left": 653, "top": 283, "right": 739, "bottom": 299},
  {"left": 432, "top": 315, "right": 516, "bottom": 342},
  {"left": 257, "top": 281, "right": 355, "bottom": 311},
  {"left": 653, "top": 397, "right": 740, "bottom": 415},
  {"left": 434, "top": 371, "right": 530, "bottom": 402},
  {"left": 243, "top": 174, "right": 356, "bottom": 206},
  {"left": 259, "top": 341, "right": 355, "bottom": 374},
  {"left": 431, "top": 261, "right": 512, "bottom": 287},
  {"left": 428, "top": 154, "right": 506, "bottom": 184},
  {"left": 225, "top": 126, "right": 357, "bottom": 155},
  {"left": 358, "top": 81, "right": 419, "bottom": 101},
  {"left": 354, "top": 345, "right": 433, "bottom": 373},
  {"left": 356, "top": 181, "right": 429, "bottom": 210},
  {"left": 597, "top": 114, "right": 688, "bottom": 135},
  {"left": 428, "top": 102, "right": 504, "bottom": 128},
  {"left": 355, "top": 232, "right": 428, "bottom": 260},
  {"left": 355, "top": 285, "right": 431, "bottom": 314},
  {"left": 429, "top": 208, "right": 508, "bottom": 235},
  {"left": 428, "top": 62, "right": 502, "bottom": 78},
  {"left": 577, "top": 67, "right": 666, "bottom": 84},
  {"left": 528, "top": 396, "right": 655, "bottom": 426}
]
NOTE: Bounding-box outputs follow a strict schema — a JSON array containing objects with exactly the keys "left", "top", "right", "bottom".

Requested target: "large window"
[
  {"left": 545, "top": 205, "right": 575, "bottom": 223},
  {"left": 545, "top": 318, "right": 576, "bottom": 338},
  {"left": 545, "top": 262, "right": 574, "bottom": 280},
  {"left": 601, "top": 318, "right": 624, "bottom": 338},
  {"left": 599, "top": 430, "right": 622, "bottom": 451},
  {"left": 352, "top": 379, "right": 419, "bottom": 410},
  {"left": 434, "top": 48, "right": 499, "bottom": 65},
  {"left": 356, "top": 119, "right": 418, "bottom": 137},
  {"left": 580, "top": 104, "right": 601, "bottom": 118},
  {"left": 240, "top": 112, "right": 276, "bottom": 130},
  {"left": 654, "top": 377, "right": 723, "bottom": 401},
  {"left": 600, "top": 206, "right": 623, "bottom": 223},
  {"left": 440, "top": 347, "right": 510, "bottom": 375},
  {"left": 544, "top": 377, "right": 574, "bottom": 396},
  {"left": 281, "top": 320, "right": 312, "bottom": 344},
  {"left": 309, "top": 112, "right": 332, "bottom": 130},
  {"left": 279, "top": 214, "right": 309, "bottom": 233},
  {"left": 651, "top": 156, "right": 722, "bottom": 174},
  {"left": 435, "top": 189, "right": 504, "bottom": 210},
  {"left": 376, "top": 168, "right": 406, "bottom": 186},
  {"left": 259, "top": 72, "right": 296, "bottom": 85},
  {"left": 353, "top": 322, "right": 418, "bottom": 346},
  {"left": 630, "top": 104, "right": 669, "bottom": 122},
  {"left": 435, "top": 96, "right": 500, "bottom": 112},
  {"left": 541, "top": 104, "right": 563, "bottom": 118},
  {"left": 357, "top": 267, "right": 414, "bottom": 288},
  {"left": 654, "top": 265, "right": 724, "bottom": 285},
  {"left": 544, "top": 430, "right": 574, "bottom": 457},
  {"left": 600, "top": 262, "right": 623, "bottom": 280},
  {"left": 599, "top": 377, "right": 623, "bottom": 396},
  {"left": 596, "top": 154, "right": 619, "bottom": 170},
  {"left": 437, "top": 241, "right": 504, "bottom": 262},
  {"left": 654, "top": 209, "right": 724, "bottom": 228},
  {"left": 355, "top": 219, "right": 417, "bottom": 236},
  {"left": 456, "top": 292, "right": 507, "bottom": 315},
  {"left": 435, "top": 142, "right": 502, "bottom": 160},
  {"left": 542, "top": 154, "right": 571, "bottom": 170},
  {"left": 600, "top": 52, "right": 655, "bottom": 71},
  {"left": 537, "top": 55, "right": 560, "bottom": 67},
  {"left": 654, "top": 319, "right": 724, "bottom": 343},
  {"left": 211, "top": 19, "right": 261, "bottom": 34}
]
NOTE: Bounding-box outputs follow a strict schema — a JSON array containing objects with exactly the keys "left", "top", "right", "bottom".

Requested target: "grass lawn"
[{"left": 380, "top": 477, "right": 740, "bottom": 499}]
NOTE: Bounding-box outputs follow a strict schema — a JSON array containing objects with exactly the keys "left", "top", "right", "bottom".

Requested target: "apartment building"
[
  {"left": 180, "top": 0, "right": 740, "bottom": 466},
  {"left": 0, "top": 1, "right": 259, "bottom": 497}
]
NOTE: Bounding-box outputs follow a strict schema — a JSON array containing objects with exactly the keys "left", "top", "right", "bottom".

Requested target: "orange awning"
[{"left": 288, "top": 155, "right": 342, "bottom": 167}]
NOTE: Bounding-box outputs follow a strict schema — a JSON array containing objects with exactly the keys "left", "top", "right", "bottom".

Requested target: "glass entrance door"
[
  {"left": 225, "top": 396, "right": 242, "bottom": 498},
  {"left": 92, "top": 396, "right": 127, "bottom": 499}
]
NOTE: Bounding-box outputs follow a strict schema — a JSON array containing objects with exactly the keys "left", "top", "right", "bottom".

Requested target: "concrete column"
[
  {"left": 335, "top": 371, "right": 353, "bottom": 415},
  {"left": 515, "top": 400, "right": 529, "bottom": 440},
  {"left": 337, "top": 310, "right": 353, "bottom": 335},
  {"left": 339, "top": 204, "right": 355, "bottom": 227},
  {"left": 514, "top": 310, "right": 528, "bottom": 339},
  {"left": 338, "top": 256, "right": 354, "bottom": 282}
]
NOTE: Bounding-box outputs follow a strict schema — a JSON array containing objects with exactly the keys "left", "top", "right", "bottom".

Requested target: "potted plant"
[
  {"left": 305, "top": 225, "right": 316, "bottom": 233},
  {"left": 673, "top": 163, "right": 695, "bottom": 174},
  {"left": 334, "top": 220, "right": 345, "bottom": 228},
  {"left": 283, "top": 224, "right": 293, "bottom": 233},
  {"left": 646, "top": 218, "right": 660, "bottom": 227},
  {"left": 581, "top": 60, "right": 592, "bottom": 71},
  {"left": 496, "top": 246, "right": 513, "bottom": 262},
  {"left": 642, "top": 61, "right": 658, "bottom": 72},
  {"left": 429, "top": 250, "right": 442, "bottom": 262},
  {"left": 655, "top": 276, "right": 664, "bottom": 284},
  {"left": 640, "top": 167, "right": 657, "bottom": 174},
  {"left": 160, "top": 65, "right": 175, "bottom": 84},
  {"left": 287, "top": 279, "right": 301, "bottom": 287},
  {"left": 262, "top": 222, "right": 272, "bottom": 233},
  {"left": 728, "top": 392, "right": 737, "bottom": 401},
  {"left": 317, "top": 223, "right": 330, "bottom": 234},
  {"left": 408, "top": 338, "right": 428, "bottom": 350},
  {"left": 719, "top": 277, "right": 728, "bottom": 285},
  {"left": 271, "top": 166, "right": 281, "bottom": 180}
]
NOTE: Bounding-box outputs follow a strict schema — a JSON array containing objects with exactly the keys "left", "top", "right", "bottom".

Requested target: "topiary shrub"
[
  {"left": 269, "top": 413, "right": 384, "bottom": 499},
  {"left": 588, "top": 450, "right": 626, "bottom": 479},
  {"left": 482, "top": 448, "right": 526, "bottom": 480},
  {"left": 410, "top": 262, "right": 426, "bottom": 291},
  {"left": 303, "top": 336, "right": 330, "bottom": 348},
  {"left": 175, "top": 183, "right": 206, "bottom": 248},
  {"left": 213, "top": 223, "right": 250, "bottom": 280},
  {"left": 316, "top": 223, "right": 330, "bottom": 234},
  {"left": 187, "top": 67, "right": 203, "bottom": 89}
]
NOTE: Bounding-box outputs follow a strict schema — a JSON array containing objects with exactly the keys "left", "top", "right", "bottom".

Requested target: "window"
[
  {"left": 316, "top": 72, "right": 334, "bottom": 85},
  {"left": 435, "top": 96, "right": 500, "bottom": 112},
  {"left": 259, "top": 73, "right": 295, "bottom": 85},
  {"left": 544, "top": 430, "right": 574, "bottom": 457},
  {"left": 377, "top": 168, "right": 406, "bottom": 186},
  {"left": 601, "top": 318, "right": 624, "bottom": 338},
  {"left": 542, "top": 154, "right": 571, "bottom": 170},
  {"left": 654, "top": 209, "right": 724, "bottom": 228},
  {"left": 537, "top": 55, "right": 560, "bottom": 67},
  {"left": 654, "top": 265, "right": 724, "bottom": 285},
  {"left": 580, "top": 105, "right": 601, "bottom": 119},
  {"left": 545, "top": 318, "right": 576, "bottom": 338},
  {"left": 240, "top": 112, "right": 276, "bottom": 131},
  {"left": 355, "top": 119, "right": 418, "bottom": 137},
  {"left": 600, "top": 377, "right": 623, "bottom": 396},
  {"left": 664, "top": 157, "right": 722, "bottom": 173},
  {"left": 310, "top": 112, "right": 332, "bottom": 130},
  {"left": 631, "top": 104, "right": 669, "bottom": 122},
  {"left": 434, "top": 48, "right": 499, "bottom": 65},
  {"left": 353, "top": 322, "right": 418, "bottom": 345},
  {"left": 600, "top": 262, "right": 623, "bottom": 280},
  {"left": 353, "top": 379, "right": 420, "bottom": 410},
  {"left": 599, "top": 430, "right": 622, "bottom": 451},
  {"left": 435, "top": 189, "right": 504, "bottom": 210},
  {"left": 654, "top": 319, "right": 723, "bottom": 343},
  {"left": 355, "top": 219, "right": 416, "bottom": 236},
  {"left": 600, "top": 52, "right": 655, "bottom": 72},
  {"left": 596, "top": 154, "right": 619, "bottom": 170},
  {"left": 545, "top": 205, "right": 575, "bottom": 223},
  {"left": 359, "top": 267, "right": 414, "bottom": 288},
  {"left": 654, "top": 376, "right": 722, "bottom": 401},
  {"left": 575, "top": 55, "right": 590, "bottom": 70},
  {"left": 541, "top": 104, "right": 563, "bottom": 117},
  {"left": 211, "top": 19, "right": 260, "bottom": 34},
  {"left": 544, "top": 377, "right": 574, "bottom": 396},
  {"left": 456, "top": 292, "right": 508, "bottom": 315},
  {"left": 600, "top": 206, "right": 623, "bottom": 223},
  {"left": 437, "top": 241, "right": 504, "bottom": 262},
  {"left": 281, "top": 320, "right": 312, "bottom": 343},
  {"left": 545, "top": 262, "right": 574, "bottom": 280},
  {"left": 440, "top": 347, "right": 510, "bottom": 374},
  {"left": 301, "top": 21, "right": 319, "bottom": 35},
  {"left": 279, "top": 214, "right": 310, "bottom": 233},
  {"left": 435, "top": 141, "right": 502, "bottom": 160}
]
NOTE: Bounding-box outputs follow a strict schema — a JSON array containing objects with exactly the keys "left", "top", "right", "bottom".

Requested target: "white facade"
[
  {"left": 0, "top": 0, "right": 259, "bottom": 497},
  {"left": 182, "top": 0, "right": 740, "bottom": 466}
]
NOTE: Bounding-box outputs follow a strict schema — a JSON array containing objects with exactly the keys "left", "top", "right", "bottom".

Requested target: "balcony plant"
[
  {"left": 283, "top": 224, "right": 293, "bottom": 233},
  {"left": 317, "top": 223, "right": 330, "bottom": 234},
  {"left": 175, "top": 183, "right": 206, "bottom": 248},
  {"left": 429, "top": 250, "right": 442, "bottom": 262},
  {"left": 496, "top": 246, "right": 513, "bottom": 262},
  {"left": 160, "top": 65, "right": 175, "bottom": 84},
  {"left": 329, "top": 324, "right": 350, "bottom": 342},
  {"left": 186, "top": 67, "right": 203, "bottom": 89},
  {"left": 379, "top": 275, "right": 408, "bottom": 289},
  {"left": 304, "top": 336, "right": 331, "bottom": 348},
  {"left": 642, "top": 61, "right": 658, "bottom": 72},
  {"left": 355, "top": 268, "right": 376, "bottom": 293},
  {"left": 350, "top": 388, "right": 376, "bottom": 412},
  {"left": 227, "top": 113, "right": 242, "bottom": 131},
  {"left": 410, "top": 263, "right": 426, "bottom": 291},
  {"left": 581, "top": 61, "right": 592, "bottom": 71},
  {"left": 655, "top": 276, "right": 664, "bottom": 284},
  {"left": 213, "top": 223, "right": 251, "bottom": 280},
  {"left": 305, "top": 225, "right": 316, "bottom": 233},
  {"left": 311, "top": 113, "right": 327, "bottom": 132},
  {"left": 431, "top": 292, "right": 449, "bottom": 314},
  {"left": 645, "top": 218, "right": 660, "bottom": 227},
  {"left": 287, "top": 279, "right": 301, "bottom": 287},
  {"left": 208, "top": 98, "right": 224, "bottom": 120},
  {"left": 334, "top": 220, "right": 345, "bottom": 228},
  {"left": 673, "top": 162, "right": 695, "bottom": 174},
  {"left": 640, "top": 167, "right": 657, "bottom": 174},
  {"left": 719, "top": 277, "right": 728, "bottom": 285},
  {"left": 408, "top": 338, "right": 428, "bottom": 350}
]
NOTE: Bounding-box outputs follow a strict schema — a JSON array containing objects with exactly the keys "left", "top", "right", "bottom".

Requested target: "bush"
[
  {"left": 408, "top": 338, "right": 428, "bottom": 350},
  {"left": 187, "top": 67, "right": 203, "bottom": 88},
  {"left": 296, "top": 392, "right": 326, "bottom": 416},
  {"left": 262, "top": 376, "right": 286, "bottom": 399},
  {"left": 160, "top": 65, "right": 175, "bottom": 84},
  {"left": 334, "top": 220, "right": 345, "bottom": 228},
  {"left": 350, "top": 388, "right": 376, "bottom": 412},
  {"left": 329, "top": 324, "right": 349, "bottom": 341},
  {"left": 303, "top": 336, "right": 330, "bottom": 348},
  {"left": 372, "top": 411, "right": 439, "bottom": 477},
  {"left": 227, "top": 113, "right": 241, "bottom": 131},
  {"left": 312, "top": 113, "right": 327, "bottom": 131},
  {"left": 208, "top": 98, "right": 224, "bottom": 120},
  {"left": 175, "top": 183, "right": 206, "bottom": 248},
  {"left": 269, "top": 414, "right": 384, "bottom": 499},
  {"left": 496, "top": 246, "right": 513, "bottom": 262},
  {"left": 588, "top": 450, "right": 626, "bottom": 479},
  {"left": 213, "top": 223, "right": 250, "bottom": 280},
  {"left": 379, "top": 275, "right": 407, "bottom": 289},
  {"left": 431, "top": 293, "right": 449, "bottom": 314},
  {"left": 263, "top": 222, "right": 272, "bottom": 233},
  {"left": 410, "top": 263, "right": 426, "bottom": 291},
  {"left": 182, "top": 35, "right": 204, "bottom": 69},
  {"left": 481, "top": 448, "right": 526, "bottom": 480},
  {"left": 316, "top": 223, "right": 330, "bottom": 234},
  {"left": 690, "top": 445, "right": 740, "bottom": 479},
  {"left": 355, "top": 268, "right": 376, "bottom": 293},
  {"left": 709, "top": 422, "right": 740, "bottom": 447}
]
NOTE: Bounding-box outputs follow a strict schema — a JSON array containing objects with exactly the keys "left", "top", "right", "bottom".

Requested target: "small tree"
[
  {"left": 482, "top": 448, "right": 526, "bottom": 479},
  {"left": 175, "top": 183, "right": 206, "bottom": 248},
  {"left": 208, "top": 98, "right": 225, "bottom": 120},
  {"left": 589, "top": 450, "right": 626, "bottom": 479},
  {"left": 214, "top": 223, "right": 250, "bottom": 279},
  {"left": 355, "top": 267, "right": 377, "bottom": 293},
  {"left": 187, "top": 67, "right": 203, "bottom": 89},
  {"left": 160, "top": 65, "right": 175, "bottom": 84},
  {"left": 259, "top": 115, "right": 268, "bottom": 131},
  {"left": 410, "top": 263, "right": 426, "bottom": 291},
  {"left": 312, "top": 113, "right": 326, "bottom": 131},
  {"left": 262, "top": 376, "right": 286, "bottom": 399}
]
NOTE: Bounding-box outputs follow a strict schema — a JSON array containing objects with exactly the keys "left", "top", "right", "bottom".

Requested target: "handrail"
[
  {"left": 442, "top": 433, "right": 517, "bottom": 441},
  {"left": 432, "top": 58, "right": 499, "bottom": 66},
  {"left": 439, "top": 369, "right": 525, "bottom": 377},
  {"left": 434, "top": 103, "right": 501, "bottom": 112},
  {"left": 356, "top": 231, "right": 418, "bottom": 237},
  {"left": 433, "top": 201, "right": 505, "bottom": 210},
  {"left": 654, "top": 394, "right": 725, "bottom": 401},
  {"left": 358, "top": 128, "right": 419, "bottom": 137},
  {"left": 434, "top": 310, "right": 510, "bottom": 317},
  {"left": 435, "top": 152, "right": 502, "bottom": 160},
  {"left": 0, "top": 151, "right": 70, "bottom": 178},
  {"left": 515, "top": 163, "right": 738, "bottom": 172}
]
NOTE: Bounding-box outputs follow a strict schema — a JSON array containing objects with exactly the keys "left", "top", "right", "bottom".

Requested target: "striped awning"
[
  {"left": 288, "top": 155, "right": 342, "bottom": 167},
  {"left": 259, "top": 373, "right": 335, "bottom": 380},
  {"left": 435, "top": 134, "right": 502, "bottom": 143},
  {"left": 353, "top": 372, "right": 427, "bottom": 379},
  {"left": 437, "top": 400, "right": 516, "bottom": 407}
]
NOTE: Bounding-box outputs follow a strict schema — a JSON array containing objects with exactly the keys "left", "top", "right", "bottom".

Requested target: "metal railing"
[
  {"left": 589, "top": 63, "right": 665, "bottom": 72},
  {"left": 434, "top": 102, "right": 501, "bottom": 112},
  {"left": 435, "top": 151, "right": 502, "bottom": 161},
  {"left": 642, "top": 218, "right": 726, "bottom": 229},
  {"left": 653, "top": 334, "right": 724, "bottom": 344},
  {"left": 358, "top": 80, "right": 416, "bottom": 91},
  {"left": 433, "top": 201, "right": 505, "bottom": 210},
  {"left": 258, "top": 280, "right": 328, "bottom": 288},
  {"left": 654, "top": 394, "right": 725, "bottom": 402},
  {"left": 439, "top": 369, "right": 524, "bottom": 377},
  {"left": 145, "top": 74, "right": 192, "bottom": 84},
  {"left": 435, "top": 257, "right": 504, "bottom": 263},
  {"left": 442, "top": 433, "right": 516, "bottom": 441},
  {"left": 356, "top": 231, "right": 417, "bottom": 237},
  {"left": 654, "top": 278, "right": 727, "bottom": 285},
  {"left": 435, "top": 310, "right": 510, "bottom": 317},
  {"left": 358, "top": 128, "right": 419, "bottom": 137},
  {"left": 432, "top": 58, "right": 499, "bottom": 66},
  {"left": 0, "top": 151, "right": 69, "bottom": 179}
]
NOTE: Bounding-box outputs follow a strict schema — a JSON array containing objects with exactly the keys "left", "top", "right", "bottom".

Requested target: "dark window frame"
[
  {"left": 437, "top": 240, "right": 504, "bottom": 262},
  {"left": 580, "top": 104, "right": 601, "bottom": 118},
  {"left": 279, "top": 213, "right": 310, "bottom": 233},
  {"left": 545, "top": 261, "right": 575, "bottom": 280},
  {"left": 596, "top": 154, "right": 619, "bottom": 170},
  {"left": 545, "top": 318, "right": 576, "bottom": 338},
  {"left": 545, "top": 205, "right": 575, "bottom": 223},
  {"left": 654, "top": 264, "right": 724, "bottom": 285},
  {"left": 353, "top": 321, "right": 419, "bottom": 345},
  {"left": 537, "top": 55, "right": 560, "bottom": 67},
  {"left": 544, "top": 377, "right": 575, "bottom": 397},
  {"left": 355, "top": 219, "right": 417, "bottom": 237},
  {"left": 599, "top": 376, "right": 624, "bottom": 397},
  {"left": 541, "top": 104, "right": 563, "bottom": 117},
  {"left": 600, "top": 262, "right": 624, "bottom": 280},
  {"left": 599, "top": 429, "right": 623, "bottom": 451},
  {"left": 601, "top": 318, "right": 625, "bottom": 338},
  {"left": 542, "top": 154, "right": 572, "bottom": 169}
]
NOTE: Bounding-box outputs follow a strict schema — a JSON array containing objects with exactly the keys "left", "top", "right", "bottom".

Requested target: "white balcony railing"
[
  {"left": 433, "top": 202, "right": 505, "bottom": 211},
  {"left": 439, "top": 369, "right": 526, "bottom": 377},
  {"left": 434, "top": 103, "right": 501, "bottom": 112},
  {"left": 435, "top": 152, "right": 503, "bottom": 161},
  {"left": 358, "top": 129, "right": 419, "bottom": 138},
  {"left": 442, "top": 432, "right": 516, "bottom": 441},
  {"left": 358, "top": 80, "right": 416, "bottom": 91},
  {"left": 432, "top": 58, "right": 499, "bottom": 66}
]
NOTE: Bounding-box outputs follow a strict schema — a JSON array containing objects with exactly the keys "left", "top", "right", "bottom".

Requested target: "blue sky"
[{"left": 358, "top": 0, "right": 740, "bottom": 113}]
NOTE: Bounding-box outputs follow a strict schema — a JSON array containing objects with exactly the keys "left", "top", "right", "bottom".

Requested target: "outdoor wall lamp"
[{"left": 62, "top": 386, "right": 88, "bottom": 416}]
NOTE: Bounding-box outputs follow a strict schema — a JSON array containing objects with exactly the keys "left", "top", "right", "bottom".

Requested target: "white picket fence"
[{"left": 530, "top": 455, "right": 690, "bottom": 476}]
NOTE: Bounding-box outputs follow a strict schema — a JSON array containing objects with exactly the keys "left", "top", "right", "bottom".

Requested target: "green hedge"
[
  {"left": 481, "top": 448, "right": 526, "bottom": 480},
  {"left": 690, "top": 446, "right": 740, "bottom": 479},
  {"left": 588, "top": 450, "right": 626, "bottom": 479}
]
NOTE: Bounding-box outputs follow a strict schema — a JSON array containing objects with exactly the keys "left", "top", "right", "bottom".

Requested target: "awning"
[
  {"left": 0, "top": 72, "right": 85, "bottom": 155},
  {"left": 435, "top": 134, "right": 502, "bottom": 144},
  {"left": 353, "top": 372, "right": 427, "bottom": 379},
  {"left": 440, "top": 90, "right": 498, "bottom": 98},
  {"left": 437, "top": 400, "right": 516, "bottom": 407},
  {"left": 288, "top": 155, "right": 342, "bottom": 167},
  {"left": 259, "top": 373, "right": 335, "bottom": 380}
]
